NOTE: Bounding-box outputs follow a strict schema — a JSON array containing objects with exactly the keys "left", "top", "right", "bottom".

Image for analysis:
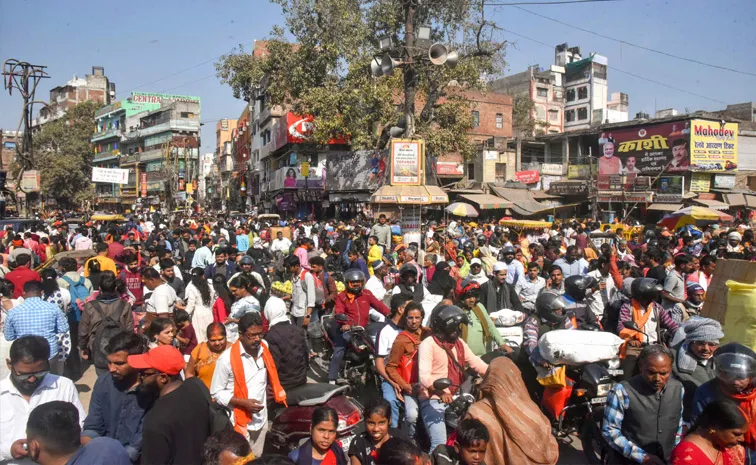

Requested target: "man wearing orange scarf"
[
  {"left": 692, "top": 343, "right": 756, "bottom": 463},
  {"left": 210, "top": 312, "right": 287, "bottom": 457}
]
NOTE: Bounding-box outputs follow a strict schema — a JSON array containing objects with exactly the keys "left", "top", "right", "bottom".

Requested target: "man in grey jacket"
[{"left": 370, "top": 214, "right": 392, "bottom": 252}]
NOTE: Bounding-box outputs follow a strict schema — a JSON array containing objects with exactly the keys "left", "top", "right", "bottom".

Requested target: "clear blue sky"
[{"left": 1, "top": 0, "right": 754, "bottom": 155}]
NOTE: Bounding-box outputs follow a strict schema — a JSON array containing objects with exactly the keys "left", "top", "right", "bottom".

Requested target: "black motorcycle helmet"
[
  {"left": 535, "top": 291, "right": 568, "bottom": 325},
  {"left": 630, "top": 278, "right": 662, "bottom": 302},
  {"left": 343, "top": 269, "right": 365, "bottom": 294},
  {"left": 715, "top": 343, "right": 756, "bottom": 381},
  {"left": 431, "top": 305, "right": 469, "bottom": 338},
  {"left": 564, "top": 275, "right": 598, "bottom": 302}
]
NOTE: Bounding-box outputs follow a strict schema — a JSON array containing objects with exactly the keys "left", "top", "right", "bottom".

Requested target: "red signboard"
[
  {"left": 436, "top": 161, "right": 464, "bottom": 176},
  {"left": 140, "top": 172, "right": 147, "bottom": 197},
  {"left": 271, "top": 112, "right": 349, "bottom": 153},
  {"left": 515, "top": 170, "right": 540, "bottom": 184},
  {"left": 598, "top": 121, "right": 684, "bottom": 175}
]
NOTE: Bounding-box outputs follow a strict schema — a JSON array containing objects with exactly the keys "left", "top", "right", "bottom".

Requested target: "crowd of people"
[{"left": 0, "top": 210, "right": 754, "bottom": 465}]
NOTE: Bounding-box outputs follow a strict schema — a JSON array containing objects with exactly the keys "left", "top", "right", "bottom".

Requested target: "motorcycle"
[
  {"left": 310, "top": 312, "right": 382, "bottom": 391},
  {"left": 537, "top": 360, "right": 623, "bottom": 464},
  {"left": 268, "top": 383, "right": 363, "bottom": 454}
]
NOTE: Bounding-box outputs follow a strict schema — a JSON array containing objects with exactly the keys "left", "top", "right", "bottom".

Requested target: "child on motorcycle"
[{"left": 430, "top": 418, "right": 489, "bottom": 465}]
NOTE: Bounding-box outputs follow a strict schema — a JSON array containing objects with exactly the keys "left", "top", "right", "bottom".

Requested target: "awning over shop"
[
  {"left": 371, "top": 185, "right": 448, "bottom": 205},
  {"left": 693, "top": 199, "right": 730, "bottom": 210},
  {"left": 489, "top": 186, "right": 554, "bottom": 216},
  {"left": 647, "top": 203, "right": 683, "bottom": 212},
  {"left": 747, "top": 196, "right": 756, "bottom": 209},
  {"left": 724, "top": 193, "right": 746, "bottom": 207},
  {"left": 458, "top": 194, "right": 512, "bottom": 210},
  {"left": 329, "top": 193, "right": 371, "bottom": 202}
]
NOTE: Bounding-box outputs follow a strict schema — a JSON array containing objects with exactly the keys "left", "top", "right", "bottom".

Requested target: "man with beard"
[
  {"left": 211, "top": 312, "right": 287, "bottom": 457},
  {"left": 500, "top": 246, "right": 524, "bottom": 286},
  {"left": 671, "top": 318, "right": 722, "bottom": 423},
  {"left": 158, "top": 259, "right": 185, "bottom": 301},
  {"left": 203, "top": 247, "right": 238, "bottom": 281},
  {"left": 602, "top": 345, "right": 683, "bottom": 465},
  {"left": 129, "top": 344, "right": 211, "bottom": 465},
  {"left": 551, "top": 246, "right": 588, "bottom": 279},
  {"left": 478, "top": 263, "right": 524, "bottom": 314},
  {"left": 0, "top": 336, "right": 86, "bottom": 462},
  {"left": 81, "top": 332, "right": 150, "bottom": 462}
]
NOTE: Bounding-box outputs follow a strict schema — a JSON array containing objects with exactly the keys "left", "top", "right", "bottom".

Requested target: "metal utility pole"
[{"left": 403, "top": 2, "right": 416, "bottom": 138}]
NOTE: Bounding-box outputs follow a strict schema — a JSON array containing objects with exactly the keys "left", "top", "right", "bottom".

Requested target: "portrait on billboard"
[
  {"left": 668, "top": 138, "right": 690, "bottom": 172},
  {"left": 598, "top": 136, "right": 621, "bottom": 175}
]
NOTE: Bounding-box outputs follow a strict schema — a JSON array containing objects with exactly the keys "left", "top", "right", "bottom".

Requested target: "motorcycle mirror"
[
  {"left": 624, "top": 321, "right": 641, "bottom": 332},
  {"left": 335, "top": 314, "right": 349, "bottom": 322},
  {"left": 433, "top": 378, "right": 453, "bottom": 392}
]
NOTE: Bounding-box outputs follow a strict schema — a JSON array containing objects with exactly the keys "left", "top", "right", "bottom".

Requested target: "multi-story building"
[
  {"left": 33, "top": 66, "right": 116, "bottom": 130},
  {"left": 0, "top": 130, "right": 20, "bottom": 174},
  {"left": 606, "top": 92, "right": 630, "bottom": 123},
  {"left": 91, "top": 92, "right": 201, "bottom": 211},
  {"left": 490, "top": 65, "right": 565, "bottom": 135},
  {"left": 215, "top": 118, "right": 237, "bottom": 208}
]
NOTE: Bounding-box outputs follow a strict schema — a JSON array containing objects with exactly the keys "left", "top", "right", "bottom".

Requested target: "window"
[
  {"left": 467, "top": 163, "right": 476, "bottom": 181},
  {"left": 549, "top": 110, "right": 559, "bottom": 122},
  {"left": 495, "top": 163, "right": 507, "bottom": 183},
  {"left": 180, "top": 112, "right": 195, "bottom": 119},
  {"left": 536, "top": 87, "right": 548, "bottom": 98},
  {"left": 535, "top": 106, "right": 546, "bottom": 121},
  {"left": 495, "top": 113, "right": 503, "bottom": 129},
  {"left": 471, "top": 111, "right": 480, "bottom": 128},
  {"left": 566, "top": 89, "right": 576, "bottom": 102},
  {"left": 577, "top": 107, "right": 588, "bottom": 120},
  {"left": 565, "top": 110, "right": 576, "bottom": 123},
  {"left": 578, "top": 86, "right": 588, "bottom": 100}
]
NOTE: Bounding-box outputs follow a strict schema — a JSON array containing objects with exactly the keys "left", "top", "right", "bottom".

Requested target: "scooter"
[{"left": 268, "top": 383, "right": 364, "bottom": 454}]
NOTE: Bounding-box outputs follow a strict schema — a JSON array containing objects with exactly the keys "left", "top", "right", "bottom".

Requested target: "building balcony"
[
  {"left": 133, "top": 119, "right": 201, "bottom": 138},
  {"left": 91, "top": 127, "right": 122, "bottom": 142},
  {"left": 140, "top": 148, "right": 163, "bottom": 162},
  {"left": 120, "top": 153, "right": 140, "bottom": 165},
  {"left": 93, "top": 151, "right": 120, "bottom": 163},
  {"left": 258, "top": 105, "right": 285, "bottom": 125}
]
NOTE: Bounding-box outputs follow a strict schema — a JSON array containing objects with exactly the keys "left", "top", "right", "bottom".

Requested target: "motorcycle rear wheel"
[{"left": 580, "top": 418, "right": 605, "bottom": 465}]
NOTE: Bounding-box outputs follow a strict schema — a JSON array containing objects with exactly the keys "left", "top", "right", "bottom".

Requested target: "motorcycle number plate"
[
  {"left": 590, "top": 397, "right": 608, "bottom": 405},
  {"left": 340, "top": 434, "right": 355, "bottom": 452},
  {"left": 607, "top": 369, "right": 624, "bottom": 376}
]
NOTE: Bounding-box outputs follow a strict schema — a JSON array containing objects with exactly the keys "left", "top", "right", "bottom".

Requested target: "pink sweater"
[{"left": 418, "top": 336, "right": 488, "bottom": 400}]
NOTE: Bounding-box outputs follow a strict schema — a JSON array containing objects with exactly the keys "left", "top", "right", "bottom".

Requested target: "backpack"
[
  {"left": 91, "top": 300, "right": 127, "bottom": 369},
  {"left": 62, "top": 276, "right": 90, "bottom": 322}
]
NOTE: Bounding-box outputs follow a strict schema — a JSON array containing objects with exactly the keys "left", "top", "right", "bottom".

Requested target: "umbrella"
[
  {"left": 658, "top": 206, "right": 733, "bottom": 230},
  {"left": 445, "top": 202, "right": 479, "bottom": 217}
]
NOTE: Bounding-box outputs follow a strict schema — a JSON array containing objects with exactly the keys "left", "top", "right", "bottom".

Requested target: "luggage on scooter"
[
  {"left": 538, "top": 330, "right": 623, "bottom": 365},
  {"left": 490, "top": 309, "right": 525, "bottom": 327},
  {"left": 496, "top": 325, "right": 523, "bottom": 346}
]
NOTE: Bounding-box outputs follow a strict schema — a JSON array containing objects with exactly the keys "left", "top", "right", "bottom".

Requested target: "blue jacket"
[{"left": 82, "top": 373, "right": 152, "bottom": 462}]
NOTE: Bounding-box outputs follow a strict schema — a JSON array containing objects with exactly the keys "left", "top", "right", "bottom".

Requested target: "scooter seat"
[{"left": 286, "top": 383, "right": 350, "bottom": 407}]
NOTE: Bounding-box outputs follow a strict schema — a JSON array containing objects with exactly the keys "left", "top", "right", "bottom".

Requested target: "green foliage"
[
  {"left": 215, "top": 0, "right": 507, "bottom": 158},
  {"left": 512, "top": 94, "right": 536, "bottom": 137},
  {"left": 29, "top": 101, "right": 97, "bottom": 207}
]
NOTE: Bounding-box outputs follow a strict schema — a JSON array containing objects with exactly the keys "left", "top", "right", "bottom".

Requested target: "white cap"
[
  {"left": 492, "top": 261, "right": 508, "bottom": 272},
  {"left": 470, "top": 258, "right": 482, "bottom": 266}
]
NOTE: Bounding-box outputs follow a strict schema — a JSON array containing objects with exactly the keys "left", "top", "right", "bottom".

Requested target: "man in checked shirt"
[{"left": 602, "top": 345, "right": 684, "bottom": 465}]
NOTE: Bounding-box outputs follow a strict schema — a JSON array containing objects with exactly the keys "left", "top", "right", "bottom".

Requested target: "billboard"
[
  {"left": 130, "top": 92, "right": 201, "bottom": 106},
  {"left": 436, "top": 161, "right": 464, "bottom": 176},
  {"left": 515, "top": 170, "right": 540, "bottom": 184},
  {"left": 568, "top": 164, "right": 591, "bottom": 179},
  {"left": 689, "top": 119, "right": 738, "bottom": 172},
  {"left": 690, "top": 173, "right": 711, "bottom": 193},
  {"left": 597, "top": 122, "right": 686, "bottom": 175},
  {"left": 326, "top": 150, "right": 387, "bottom": 191},
  {"left": 271, "top": 112, "right": 349, "bottom": 153},
  {"left": 20, "top": 171, "right": 40, "bottom": 192},
  {"left": 271, "top": 160, "right": 325, "bottom": 191},
  {"left": 92, "top": 167, "right": 129, "bottom": 185},
  {"left": 390, "top": 139, "right": 424, "bottom": 185}
]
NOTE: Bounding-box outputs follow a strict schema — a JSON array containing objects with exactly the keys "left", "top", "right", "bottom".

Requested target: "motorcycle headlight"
[{"left": 596, "top": 383, "right": 612, "bottom": 397}]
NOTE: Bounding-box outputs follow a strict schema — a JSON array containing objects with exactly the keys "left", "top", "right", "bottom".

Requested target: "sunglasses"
[
  {"left": 12, "top": 369, "right": 49, "bottom": 382},
  {"left": 138, "top": 370, "right": 164, "bottom": 381}
]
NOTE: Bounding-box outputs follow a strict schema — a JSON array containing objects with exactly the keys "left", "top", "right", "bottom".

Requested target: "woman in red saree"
[{"left": 670, "top": 399, "right": 749, "bottom": 465}]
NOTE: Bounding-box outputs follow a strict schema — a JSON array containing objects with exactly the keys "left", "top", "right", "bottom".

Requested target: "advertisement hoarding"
[
  {"left": 271, "top": 160, "right": 326, "bottom": 191},
  {"left": 713, "top": 174, "right": 736, "bottom": 189},
  {"left": 390, "top": 139, "right": 424, "bottom": 185},
  {"left": 597, "top": 122, "right": 686, "bottom": 175},
  {"left": 515, "top": 170, "right": 540, "bottom": 184},
  {"left": 20, "top": 171, "right": 40, "bottom": 192},
  {"left": 568, "top": 164, "right": 591, "bottom": 179},
  {"left": 549, "top": 182, "right": 588, "bottom": 196},
  {"left": 541, "top": 163, "right": 563, "bottom": 176},
  {"left": 436, "top": 161, "right": 464, "bottom": 176},
  {"left": 140, "top": 172, "right": 147, "bottom": 197},
  {"left": 92, "top": 167, "right": 129, "bottom": 185},
  {"left": 689, "top": 119, "right": 738, "bottom": 172},
  {"left": 690, "top": 172, "right": 711, "bottom": 193},
  {"left": 271, "top": 112, "right": 349, "bottom": 153}
]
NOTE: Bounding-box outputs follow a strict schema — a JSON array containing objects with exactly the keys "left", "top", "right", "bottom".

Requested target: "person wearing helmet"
[
  {"left": 455, "top": 279, "right": 506, "bottom": 357},
  {"left": 418, "top": 304, "right": 488, "bottom": 453},
  {"left": 330, "top": 269, "right": 390, "bottom": 384},
  {"left": 523, "top": 291, "right": 574, "bottom": 368},
  {"left": 691, "top": 343, "right": 756, "bottom": 460},
  {"left": 514, "top": 262, "right": 545, "bottom": 312},
  {"left": 391, "top": 263, "right": 427, "bottom": 305},
  {"left": 617, "top": 278, "right": 679, "bottom": 380},
  {"left": 602, "top": 345, "right": 682, "bottom": 465},
  {"left": 563, "top": 275, "right": 600, "bottom": 329},
  {"left": 672, "top": 318, "right": 723, "bottom": 422}
]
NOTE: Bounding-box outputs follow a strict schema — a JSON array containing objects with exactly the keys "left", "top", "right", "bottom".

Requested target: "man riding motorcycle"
[
  {"left": 563, "top": 275, "right": 600, "bottom": 329},
  {"left": 329, "top": 269, "right": 390, "bottom": 384},
  {"left": 418, "top": 305, "right": 488, "bottom": 453},
  {"left": 456, "top": 279, "right": 507, "bottom": 358},
  {"left": 523, "top": 291, "right": 574, "bottom": 369}
]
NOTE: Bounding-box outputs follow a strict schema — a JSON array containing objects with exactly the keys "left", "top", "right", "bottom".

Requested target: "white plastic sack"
[
  {"left": 489, "top": 309, "right": 525, "bottom": 327},
  {"left": 538, "top": 329, "right": 623, "bottom": 365}
]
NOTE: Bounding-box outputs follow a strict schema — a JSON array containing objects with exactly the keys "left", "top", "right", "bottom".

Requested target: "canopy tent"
[
  {"left": 457, "top": 194, "right": 512, "bottom": 210},
  {"left": 498, "top": 219, "right": 552, "bottom": 229},
  {"left": 658, "top": 206, "right": 734, "bottom": 230},
  {"left": 370, "top": 185, "right": 448, "bottom": 205},
  {"left": 488, "top": 186, "right": 555, "bottom": 216},
  {"left": 445, "top": 202, "right": 479, "bottom": 217},
  {"left": 647, "top": 203, "right": 683, "bottom": 212}
]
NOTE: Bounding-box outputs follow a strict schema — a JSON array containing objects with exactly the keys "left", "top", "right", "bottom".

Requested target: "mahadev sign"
[
  {"left": 390, "top": 139, "right": 424, "bottom": 185},
  {"left": 92, "top": 167, "right": 129, "bottom": 185},
  {"left": 689, "top": 119, "right": 738, "bottom": 172}
]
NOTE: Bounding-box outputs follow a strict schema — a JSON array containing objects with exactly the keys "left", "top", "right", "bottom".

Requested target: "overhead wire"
[
  {"left": 499, "top": 27, "right": 728, "bottom": 105},
  {"left": 487, "top": 0, "right": 620, "bottom": 4},
  {"left": 506, "top": 5, "right": 756, "bottom": 78}
]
